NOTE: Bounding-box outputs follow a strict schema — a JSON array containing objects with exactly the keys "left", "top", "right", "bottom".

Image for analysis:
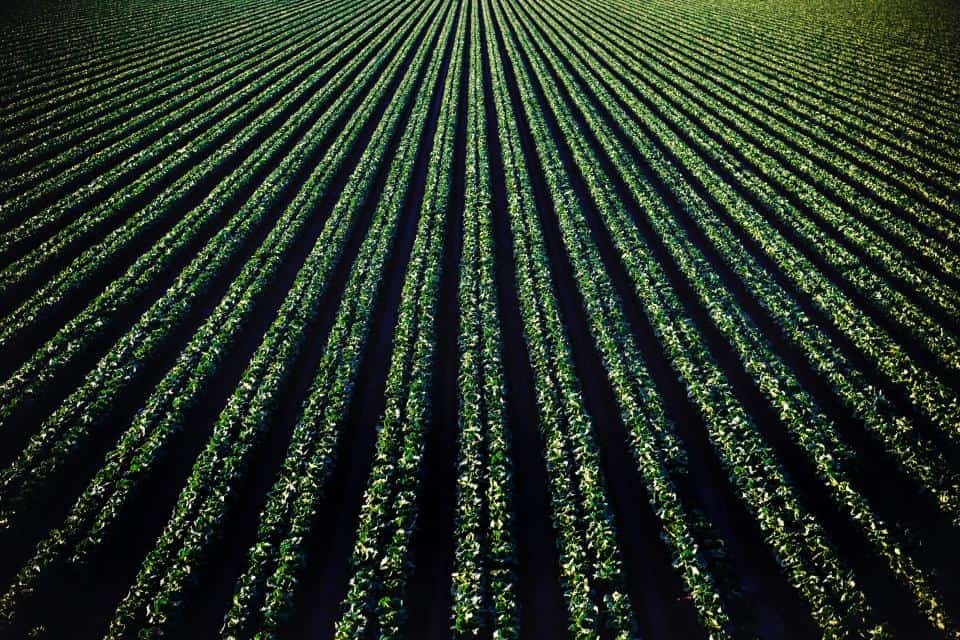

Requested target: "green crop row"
[
  {"left": 599, "top": 0, "right": 960, "bottom": 199},
  {"left": 567, "top": 0, "right": 960, "bottom": 241},
  {"left": 0, "top": 0, "right": 411, "bottom": 431},
  {"left": 645, "top": 0, "right": 960, "bottom": 147},
  {"left": 0, "top": 0, "right": 371, "bottom": 269},
  {"left": 450, "top": 2, "right": 517, "bottom": 635},
  {"left": 333, "top": 5, "right": 466, "bottom": 636},
  {"left": 482, "top": 0, "right": 642, "bottom": 635}
]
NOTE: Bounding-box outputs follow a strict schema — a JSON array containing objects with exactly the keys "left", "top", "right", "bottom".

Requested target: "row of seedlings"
[
  {"left": 0, "top": 0, "right": 279, "bottom": 133},
  {"left": 650, "top": 0, "right": 960, "bottom": 144},
  {"left": 0, "top": 0, "right": 328, "bottom": 165},
  {"left": 0, "top": 0, "right": 428, "bottom": 535},
  {"left": 482, "top": 0, "right": 642, "bottom": 635},
  {"left": 547, "top": 0, "right": 960, "bottom": 458},
  {"left": 713, "top": 0, "right": 960, "bottom": 126},
  {"left": 623, "top": 0, "right": 960, "bottom": 176},
  {"left": 332, "top": 3, "right": 467, "bottom": 635},
  {"left": 575, "top": 0, "right": 960, "bottom": 243},
  {"left": 572, "top": 0, "right": 960, "bottom": 307},
  {"left": 450, "top": 3, "right": 518, "bottom": 635},
  {"left": 498, "top": 0, "right": 892, "bottom": 634},
  {"left": 489, "top": 0, "right": 740, "bottom": 635},
  {"left": 560, "top": 0, "right": 960, "bottom": 378}
]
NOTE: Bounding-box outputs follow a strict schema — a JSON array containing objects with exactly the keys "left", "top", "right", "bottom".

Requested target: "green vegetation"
[{"left": 0, "top": 0, "right": 958, "bottom": 637}]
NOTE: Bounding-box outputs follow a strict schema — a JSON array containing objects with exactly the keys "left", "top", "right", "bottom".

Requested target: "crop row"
[
  {"left": 590, "top": 0, "right": 960, "bottom": 199},
  {"left": 214, "top": 1, "right": 457, "bottom": 635},
  {"left": 539, "top": 0, "right": 960, "bottom": 525},
  {"left": 333, "top": 5, "right": 466, "bottom": 635},
  {"left": 571, "top": 0, "right": 960, "bottom": 235},
  {"left": 490, "top": 0, "right": 741, "bottom": 636},
  {"left": 0, "top": 8, "right": 439, "bottom": 628},
  {"left": 0, "top": 0, "right": 956, "bottom": 637},
  {"left": 0, "top": 0, "right": 235, "bottom": 82},
  {"left": 554, "top": 0, "right": 960, "bottom": 525},
  {"left": 481, "top": 0, "right": 646, "bottom": 635},
  {"left": 559, "top": 1, "right": 960, "bottom": 381},
  {"left": 550, "top": 0, "right": 960, "bottom": 455},
  {"left": 450, "top": 3, "right": 518, "bottom": 635}
]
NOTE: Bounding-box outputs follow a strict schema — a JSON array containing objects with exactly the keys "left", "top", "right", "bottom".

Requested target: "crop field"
[{"left": 0, "top": 0, "right": 958, "bottom": 637}]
